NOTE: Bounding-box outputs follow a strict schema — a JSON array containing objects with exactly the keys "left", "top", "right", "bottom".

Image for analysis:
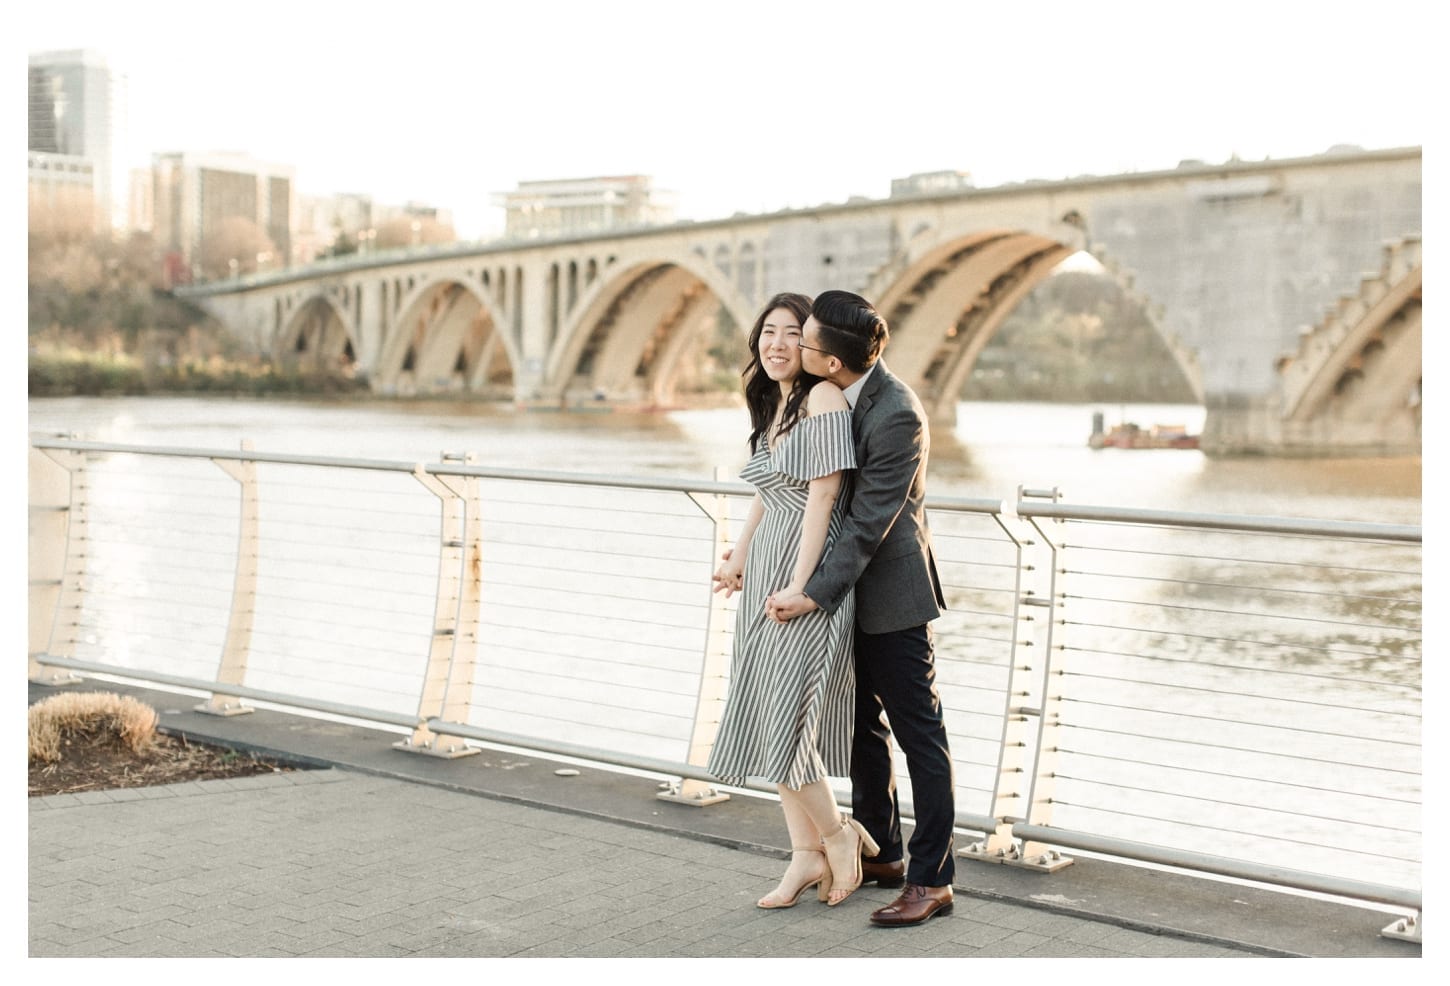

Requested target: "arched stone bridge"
[{"left": 176, "top": 146, "right": 1421, "bottom": 456}]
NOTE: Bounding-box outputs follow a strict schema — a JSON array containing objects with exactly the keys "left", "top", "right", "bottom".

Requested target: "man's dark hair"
[{"left": 811, "top": 290, "right": 889, "bottom": 374}]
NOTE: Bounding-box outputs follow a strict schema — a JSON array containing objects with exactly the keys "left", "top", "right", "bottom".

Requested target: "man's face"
[{"left": 799, "top": 316, "right": 834, "bottom": 379}]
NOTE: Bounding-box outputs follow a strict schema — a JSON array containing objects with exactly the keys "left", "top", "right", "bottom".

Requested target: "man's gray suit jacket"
[{"left": 804, "top": 361, "right": 945, "bottom": 634}]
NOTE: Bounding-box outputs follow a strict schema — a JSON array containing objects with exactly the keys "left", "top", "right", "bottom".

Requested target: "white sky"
[{"left": 16, "top": 0, "right": 1432, "bottom": 238}]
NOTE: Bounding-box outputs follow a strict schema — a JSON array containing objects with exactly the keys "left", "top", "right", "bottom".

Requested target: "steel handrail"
[{"left": 26, "top": 437, "right": 1421, "bottom": 540}]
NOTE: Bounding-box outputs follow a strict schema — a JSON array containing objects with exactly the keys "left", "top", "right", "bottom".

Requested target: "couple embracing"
[{"left": 707, "top": 290, "right": 955, "bottom": 928}]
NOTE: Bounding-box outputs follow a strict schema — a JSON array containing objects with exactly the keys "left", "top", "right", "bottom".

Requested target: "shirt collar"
[{"left": 841, "top": 362, "right": 877, "bottom": 409}]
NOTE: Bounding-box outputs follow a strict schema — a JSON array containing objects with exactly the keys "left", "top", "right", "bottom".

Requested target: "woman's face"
[{"left": 757, "top": 307, "right": 804, "bottom": 386}]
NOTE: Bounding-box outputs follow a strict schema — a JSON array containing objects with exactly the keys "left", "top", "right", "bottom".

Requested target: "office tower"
[{"left": 28, "top": 49, "right": 124, "bottom": 232}]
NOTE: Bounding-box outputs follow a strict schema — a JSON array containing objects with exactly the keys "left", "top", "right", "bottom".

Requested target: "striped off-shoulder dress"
[{"left": 707, "top": 408, "right": 857, "bottom": 789}]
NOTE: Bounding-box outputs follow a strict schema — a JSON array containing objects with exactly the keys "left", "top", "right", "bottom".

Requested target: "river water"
[
  {"left": 26, "top": 394, "right": 1422, "bottom": 523},
  {"left": 27, "top": 395, "right": 1422, "bottom": 893}
]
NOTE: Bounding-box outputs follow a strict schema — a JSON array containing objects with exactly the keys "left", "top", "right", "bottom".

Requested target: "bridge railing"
[{"left": 27, "top": 437, "right": 1421, "bottom": 928}]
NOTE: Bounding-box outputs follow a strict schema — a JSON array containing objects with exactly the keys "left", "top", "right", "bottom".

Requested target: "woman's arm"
[
  {"left": 782, "top": 470, "right": 842, "bottom": 595},
  {"left": 779, "top": 380, "right": 850, "bottom": 595},
  {"left": 712, "top": 493, "right": 764, "bottom": 597},
  {"left": 801, "top": 399, "right": 922, "bottom": 614}
]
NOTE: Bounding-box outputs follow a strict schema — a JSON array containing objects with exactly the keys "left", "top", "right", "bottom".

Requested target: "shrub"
[{"left": 28, "top": 692, "right": 159, "bottom": 764}]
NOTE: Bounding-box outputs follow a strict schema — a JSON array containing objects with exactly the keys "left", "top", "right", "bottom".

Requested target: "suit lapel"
[{"left": 853, "top": 361, "right": 889, "bottom": 426}]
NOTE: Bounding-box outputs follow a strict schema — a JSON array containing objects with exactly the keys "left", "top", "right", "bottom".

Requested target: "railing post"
[
  {"left": 961, "top": 486, "right": 1072, "bottom": 872},
  {"left": 659, "top": 470, "right": 733, "bottom": 806},
  {"left": 1017, "top": 493, "right": 1074, "bottom": 868},
  {"left": 198, "top": 439, "right": 259, "bottom": 716},
  {"left": 29, "top": 442, "right": 83, "bottom": 685},
  {"left": 394, "top": 455, "right": 481, "bottom": 758}
]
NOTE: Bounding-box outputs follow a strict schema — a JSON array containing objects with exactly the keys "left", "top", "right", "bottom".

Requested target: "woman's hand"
[
  {"left": 766, "top": 589, "right": 817, "bottom": 623},
  {"left": 712, "top": 547, "right": 745, "bottom": 597}
]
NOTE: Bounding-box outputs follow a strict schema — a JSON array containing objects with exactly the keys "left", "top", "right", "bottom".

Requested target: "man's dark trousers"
[{"left": 850, "top": 622, "right": 955, "bottom": 887}]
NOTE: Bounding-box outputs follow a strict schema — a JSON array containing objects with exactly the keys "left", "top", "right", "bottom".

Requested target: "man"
[{"left": 767, "top": 289, "right": 954, "bottom": 927}]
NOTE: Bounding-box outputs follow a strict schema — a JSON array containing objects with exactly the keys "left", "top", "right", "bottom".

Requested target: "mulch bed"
[{"left": 28, "top": 731, "right": 296, "bottom": 797}]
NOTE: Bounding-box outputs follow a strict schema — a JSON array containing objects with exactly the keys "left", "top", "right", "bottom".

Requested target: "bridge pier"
[{"left": 1200, "top": 394, "right": 1421, "bottom": 457}]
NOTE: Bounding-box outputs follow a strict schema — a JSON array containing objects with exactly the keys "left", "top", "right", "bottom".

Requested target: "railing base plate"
[
  {"left": 960, "top": 841, "right": 1074, "bottom": 873},
  {"left": 1381, "top": 913, "right": 1420, "bottom": 943},
  {"left": 656, "top": 780, "right": 730, "bottom": 807},
  {"left": 392, "top": 739, "right": 480, "bottom": 759},
  {"left": 194, "top": 702, "right": 255, "bottom": 718},
  {"left": 30, "top": 668, "right": 83, "bottom": 686}
]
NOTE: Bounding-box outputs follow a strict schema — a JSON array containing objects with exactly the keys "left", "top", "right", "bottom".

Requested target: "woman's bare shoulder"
[{"left": 806, "top": 380, "right": 849, "bottom": 414}]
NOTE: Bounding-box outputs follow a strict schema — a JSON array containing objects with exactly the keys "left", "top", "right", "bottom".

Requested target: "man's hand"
[{"left": 766, "top": 590, "right": 818, "bottom": 623}]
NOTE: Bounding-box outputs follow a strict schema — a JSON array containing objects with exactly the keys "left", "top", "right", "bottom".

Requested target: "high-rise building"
[
  {"left": 496, "top": 175, "right": 675, "bottom": 239},
  {"left": 149, "top": 151, "right": 295, "bottom": 282},
  {"left": 28, "top": 49, "right": 125, "bottom": 232}
]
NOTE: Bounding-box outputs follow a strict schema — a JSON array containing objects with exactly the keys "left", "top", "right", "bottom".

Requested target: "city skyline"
[{"left": 18, "top": 0, "right": 1430, "bottom": 240}]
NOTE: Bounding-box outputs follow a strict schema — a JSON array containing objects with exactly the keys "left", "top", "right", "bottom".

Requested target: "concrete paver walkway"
[
  {"left": 31, "top": 769, "right": 1250, "bottom": 958},
  {"left": 27, "top": 680, "right": 1420, "bottom": 960}
]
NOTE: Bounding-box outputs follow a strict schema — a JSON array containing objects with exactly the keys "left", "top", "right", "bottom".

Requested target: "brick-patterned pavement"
[{"left": 29, "top": 769, "right": 1253, "bottom": 959}]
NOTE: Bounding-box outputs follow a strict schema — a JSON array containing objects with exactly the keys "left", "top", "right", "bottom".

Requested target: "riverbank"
[
  {"left": 27, "top": 349, "right": 1185, "bottom": 406},
  {"left": 28, "top": 349, "right": 372, "bottom": 398}
]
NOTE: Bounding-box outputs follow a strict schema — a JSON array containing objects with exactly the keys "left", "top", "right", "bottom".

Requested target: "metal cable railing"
[
  {"left": 992, "top": 512, "right": 1420, "bottom": 903},
  {"left": 28, "top": 437, "right": 1420, "bottom": 918}
]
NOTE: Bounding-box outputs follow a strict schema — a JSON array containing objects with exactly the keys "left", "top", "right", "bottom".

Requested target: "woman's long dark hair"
[{"left": 742, "top": 292, "right": 820, "bottom": 451}]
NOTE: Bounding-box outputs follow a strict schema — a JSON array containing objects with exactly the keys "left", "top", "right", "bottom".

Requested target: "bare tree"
[
  {"left": 197, "top": 216, "right": 278, "bottom": 280},
  {"left": 28, "top": 195, "right": 96, "bottom": 245},
  {"left": 374, "top": 216, "right": 456, "bottom": 250}
]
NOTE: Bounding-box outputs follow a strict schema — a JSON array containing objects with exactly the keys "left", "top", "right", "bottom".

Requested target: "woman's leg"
[
  {"left": 793, "top": 776, "right": 876, "bottom": 905},
  {"left": 758, "top": 785, "right": 828, "bottom": 908}
]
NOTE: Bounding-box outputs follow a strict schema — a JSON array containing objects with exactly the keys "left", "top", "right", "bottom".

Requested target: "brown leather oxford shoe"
[
  {"left": 860, "top": 858, "right": 906, "bottom": 888},
  {"left": 869, "top": 883, "right": 954, "bottom": 926}
]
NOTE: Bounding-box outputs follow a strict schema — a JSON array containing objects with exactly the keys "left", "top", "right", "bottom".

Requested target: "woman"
[{"left": 706, "top": 292, "right": 879, "bottom": 908}]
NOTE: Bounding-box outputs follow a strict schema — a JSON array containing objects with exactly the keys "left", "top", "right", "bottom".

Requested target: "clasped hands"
[
  {"left": 764, "top": 589, "right": 816, "bottom": 623},
  {"left": 712, "top": 549, "right": 818, "bottom": 623}
]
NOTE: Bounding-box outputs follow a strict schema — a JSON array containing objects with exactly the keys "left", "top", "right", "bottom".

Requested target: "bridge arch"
[
  {"left": 874, "top": 228, "right": 1204, "bottom": 422},
  {"left": 1279, "top": 239, "right": 1421, "bottom": 444},
  {"left": 544, "top": 254, "right": 755, "bottom": 405},
  {"left": 374, "top": 277, "right": 519, "bottom": 397},
  {"left": 875, "top": 230, "right": 1078, "bottom": 421},
  {"left": 275, "top": 292, "right": 359, "bottom": 377}
]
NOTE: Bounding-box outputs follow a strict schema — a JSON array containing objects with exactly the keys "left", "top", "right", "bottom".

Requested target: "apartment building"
[{"left": 150, "top": 150, "right": 295, "bottom": 281}]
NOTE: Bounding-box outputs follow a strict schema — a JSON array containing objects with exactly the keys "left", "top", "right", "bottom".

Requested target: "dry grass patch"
[
  {"left": 27, "top": 690, "right": 299, "bottom": 796},
  {"left": 29, "top": 691, "right": 159, "bottom": 764}
]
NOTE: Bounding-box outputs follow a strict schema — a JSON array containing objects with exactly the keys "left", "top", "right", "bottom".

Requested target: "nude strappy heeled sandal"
[
  {"left": 757, "top": 846, "right": 829, "bottom": 909},
  {"left": 822, "top": 817, "right": 880, "bottom": 906}
]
